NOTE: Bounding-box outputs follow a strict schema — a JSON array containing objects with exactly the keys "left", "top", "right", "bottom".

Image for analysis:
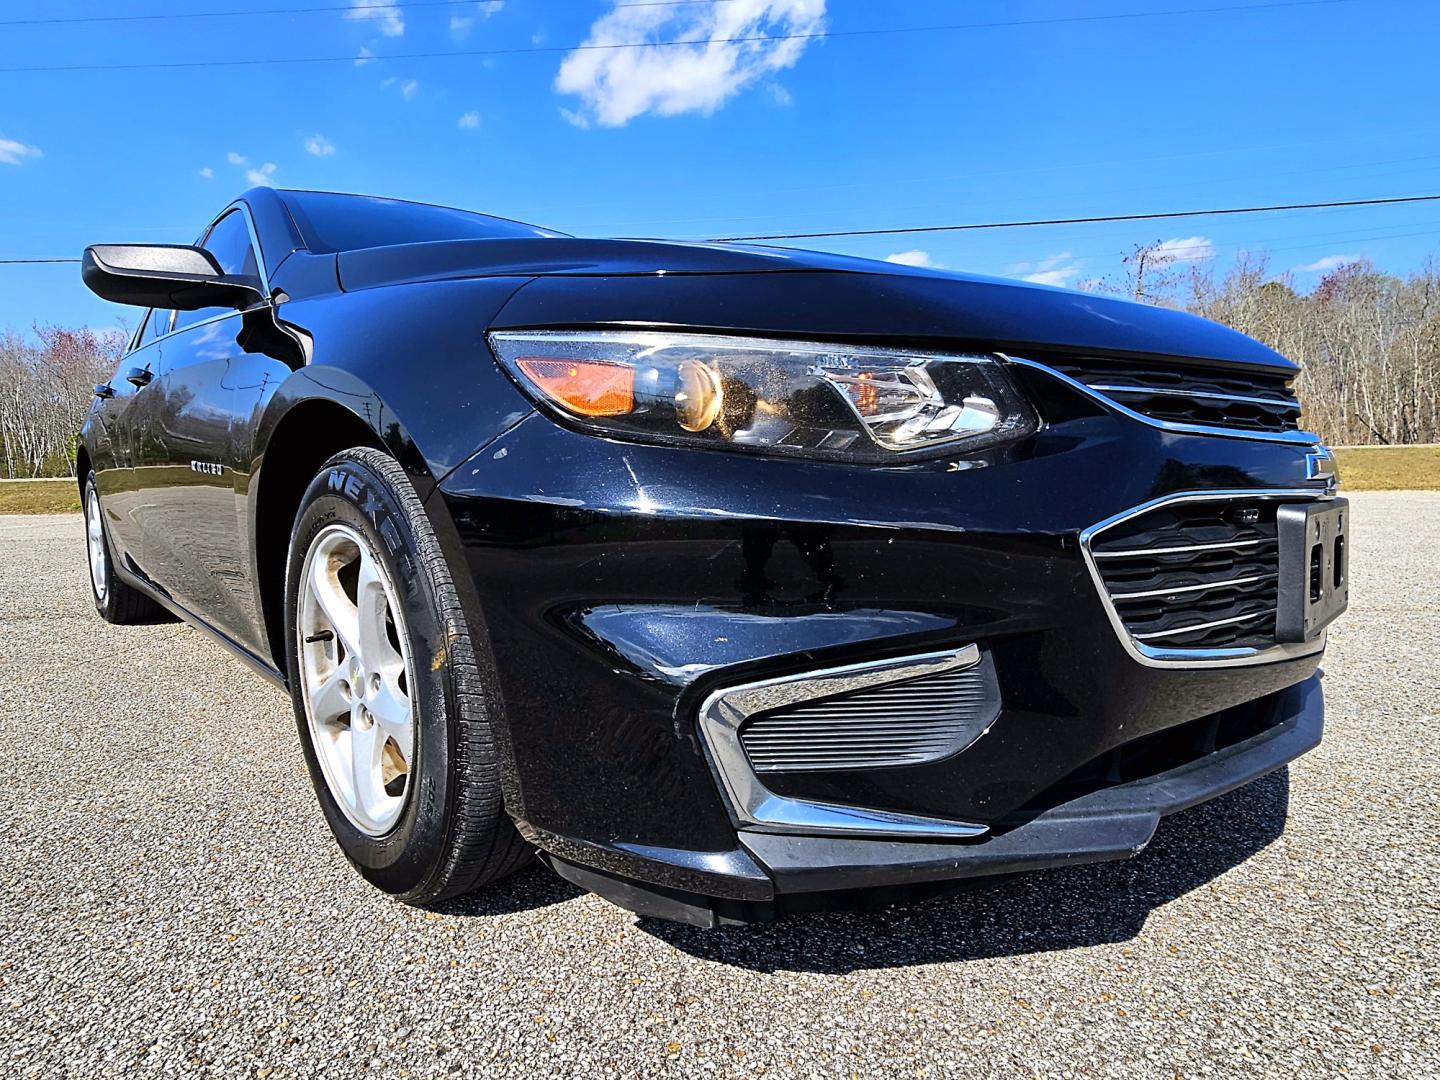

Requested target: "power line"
[
  {"left": 0, "top": 0, "right": 1363, "bottom": 74},
  {"left": 701, "top": 194, "right": 1440, "bottom": 242},
  {"left": 7, "top": 192, "right": 1438, "bottom": 265},
  {"left": 0, "top": 0, "right": 734, "bottom": 29}
]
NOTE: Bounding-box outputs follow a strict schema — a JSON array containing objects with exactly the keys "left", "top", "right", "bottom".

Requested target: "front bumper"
[
  {"left": 540, "top": 673, "right": 1321, "bottom": 926},
  {"left": 741, "top": 672, "right": 1322, "bottom": 894},
  {"left": 429, "top": 358, "right": 1332, "bottom": 920}
]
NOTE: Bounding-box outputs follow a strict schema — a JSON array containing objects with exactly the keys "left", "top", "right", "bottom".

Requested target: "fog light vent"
[{"left": 739, "top": 657, "right": 999, "bottom": 773}]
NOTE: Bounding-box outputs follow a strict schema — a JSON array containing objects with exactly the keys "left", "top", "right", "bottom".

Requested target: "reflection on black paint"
[{"left": 738, "top": 523, "right": 846, "bottom": 604}]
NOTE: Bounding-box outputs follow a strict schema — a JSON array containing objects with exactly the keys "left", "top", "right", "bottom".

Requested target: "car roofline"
[{"left": 272, "top": 187, "right": 570, "bottom": 239}]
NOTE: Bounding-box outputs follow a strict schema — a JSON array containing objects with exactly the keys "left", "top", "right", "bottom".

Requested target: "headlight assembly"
[{"left": 489, "top": 331, "right": 1037, "bottom": 462}]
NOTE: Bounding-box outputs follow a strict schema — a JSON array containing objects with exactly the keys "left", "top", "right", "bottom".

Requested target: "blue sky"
[{"left": 2, "top": 0, "right": 1437, "bottom": 334}]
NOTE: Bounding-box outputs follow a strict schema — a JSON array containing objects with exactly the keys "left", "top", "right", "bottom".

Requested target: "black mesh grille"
[
  {"left": 1089, "top": 499, "right": 1283, "bottom": 650},
  {"left": 1049, "top": 357, "right": 1301, "bottom": 433}
]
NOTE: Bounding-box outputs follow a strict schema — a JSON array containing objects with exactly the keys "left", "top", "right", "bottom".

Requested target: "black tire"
[
  {"left": 83, "top": 472, "right": 164, "bottom": 624},
  {"left": 284, "top": 448, "right": 530, "bottom": 904}
]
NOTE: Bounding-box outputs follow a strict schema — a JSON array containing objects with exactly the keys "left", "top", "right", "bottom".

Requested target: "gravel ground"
[{"left": 2, "top": 493, "right": 1436, "bottom": 1079}]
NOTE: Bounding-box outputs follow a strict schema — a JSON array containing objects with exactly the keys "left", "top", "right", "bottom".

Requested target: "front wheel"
[{"left": 284, "top": 448, "right": 530, "bottom": 904}]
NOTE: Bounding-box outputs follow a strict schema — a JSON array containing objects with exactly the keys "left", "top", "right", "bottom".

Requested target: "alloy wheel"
[
  {"left": 85, "top": 486, "right": 108, "bottom": 603},
  {"left": 296, "top": 524, "right": 416, "bottom": 836}
]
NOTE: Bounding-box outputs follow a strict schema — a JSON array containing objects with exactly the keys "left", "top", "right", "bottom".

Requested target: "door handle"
[
  {"left": 93, "top": 383, "right": 115, "bottom": 399},
  {"left": 125, "top": 367, "right": 153, "bottom": 388}
]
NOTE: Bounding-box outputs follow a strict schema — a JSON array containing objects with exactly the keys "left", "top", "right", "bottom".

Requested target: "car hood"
[{"left": 337, "top": 237, "right": 1294, "bottom": 370}]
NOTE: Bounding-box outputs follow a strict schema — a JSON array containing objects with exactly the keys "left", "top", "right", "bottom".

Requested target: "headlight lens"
[{"left": 489, "top": 331, "right": 1036, "bottom": 462}]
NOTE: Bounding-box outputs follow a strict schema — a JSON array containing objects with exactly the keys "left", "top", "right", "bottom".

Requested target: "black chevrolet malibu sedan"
[{"left": 76, "top": 188, "right": 1347, "bottom": 926}]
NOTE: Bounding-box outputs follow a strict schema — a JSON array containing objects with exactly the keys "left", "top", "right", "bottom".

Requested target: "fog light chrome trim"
[{"left": 697, "top": 646, "right": 989, "bottom": 839}]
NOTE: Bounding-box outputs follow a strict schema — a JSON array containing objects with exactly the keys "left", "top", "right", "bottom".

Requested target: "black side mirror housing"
[{"left": 81, "top": 244, "right": 265, "bottom": 311}]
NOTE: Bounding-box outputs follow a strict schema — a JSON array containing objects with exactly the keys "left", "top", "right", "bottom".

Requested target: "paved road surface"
[{"left": 2, "top": 493, "right": 1436, "bottom": 1077}]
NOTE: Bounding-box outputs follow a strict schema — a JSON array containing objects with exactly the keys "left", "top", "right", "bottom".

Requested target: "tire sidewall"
[{"left": 284, "top": 454, "right": 457, "bottom": 895}]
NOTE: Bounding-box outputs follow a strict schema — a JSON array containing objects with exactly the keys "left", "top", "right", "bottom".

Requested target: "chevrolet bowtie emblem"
[{"left": 1305, "top": 446, "right": 1335, "bottom": 483}]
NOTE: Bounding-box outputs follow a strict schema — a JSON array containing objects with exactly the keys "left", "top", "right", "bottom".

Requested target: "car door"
[
  {"left": 90, "top": 307, "right": 168, "bottom": 574},
  {"left": 129, "top": 207, "right": 276, "bottom": 647}
]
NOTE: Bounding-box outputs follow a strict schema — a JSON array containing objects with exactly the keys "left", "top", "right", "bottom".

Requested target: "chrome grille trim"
[
  {"left": 1132, "top": 609, "right": 1272, "bottom": 641},
  {"left": 1110, "top": 572, "right": 1273, "bottom": 601},
  {"left": 1005, "top": 355, "right": 1320, "bottom": 445},
  {"left": 696, "top": 647, "right": 990, "bottom": 838},
  {"left": 1088, "top": 383, "right": 1303, "bottom": 411},
  {"left": 1093, "top": 537, "right": 1267, "bottom": 559},
  {"left": 1080, "top": 489, "right": 1333, "bottom": 668}
]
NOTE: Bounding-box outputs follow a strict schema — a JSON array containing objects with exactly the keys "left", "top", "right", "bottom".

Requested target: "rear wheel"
[
  {"left": 83, "top": 472, "right": 163, "bottom": 624},
  {"left": 284, "top": 448, "right": 530, "bottom": 904}
]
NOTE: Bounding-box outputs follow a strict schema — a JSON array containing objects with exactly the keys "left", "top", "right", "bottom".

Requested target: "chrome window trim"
[
  {"left": 134, "top": 201, "right": 273, "bottom": 352},
  {"left": 696, "top": 646, "right": 989, "bottom": 839},
  {"left": 1087, "top": 383, "right": 1301, "bottom": 411},
  {"left": 1002, "top": 354, "right": 1320, "bottom": 445},
  {"left": 1080, "top": 488, "right": 1334, "bottom": 669}
]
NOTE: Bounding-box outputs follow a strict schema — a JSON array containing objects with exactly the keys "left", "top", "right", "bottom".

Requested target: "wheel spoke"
[
  {"left": 309, "top": 554, "right": 361, "bottom": 659},
  {"left": 354, "top": 548, "right": 394, "bottom": 667},
  {"left": 308, "top": 666, "right": 351, "bottom": 725},
  {"left": 369, "top": 677, "right": 413, "bottom": 766},
  {"left": 348, "top": 711, "right": 388, "bottom": 821}
]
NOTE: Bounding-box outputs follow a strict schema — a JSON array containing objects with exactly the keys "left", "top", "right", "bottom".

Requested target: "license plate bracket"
[{"left": 1276, "top": 498, "right": 1348, "bottom": 642}]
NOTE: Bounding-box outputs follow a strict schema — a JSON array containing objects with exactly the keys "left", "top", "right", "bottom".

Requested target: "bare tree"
[{"left": 0, "top": 326, "right": 123, "bottom": 478}]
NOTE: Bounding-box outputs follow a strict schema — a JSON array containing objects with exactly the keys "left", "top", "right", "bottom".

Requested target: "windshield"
[{"left": 281, "top": 190, "right": 564, "bottom": 254}]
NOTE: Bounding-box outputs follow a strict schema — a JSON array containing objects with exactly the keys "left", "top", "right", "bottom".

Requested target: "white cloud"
[
  {"left": 1024, "top": 268, "right": 1079, "bottom": 286},
  {"left": 531, "top": 30, "right": 547, "bottom": 45},
  {"left": 304, "top": 133, "right": 336, "bottom": 157},
  {"left": 1020, "top": 251, "right": 1081, "bottom": 287},
  {"left": 381, "top": 76, "right": 420, "bottom": 99},
  {"left": 355, "top": 46, "right": 374, "bottom": 66},
  {"left": 226, "top": 150, "right": 247, "bottom": 165},
  {"left": 1294, "top": 253, "right": 1360, "bottom": 273},
  {"left": 884, "top": 250, "right": 939, "bottom": 268},
  {"left": 199, "top": 166, "right": 214, "bottom": 179},
  {"left": 0, "top": 137, "right": 41, "bottom": 165},
  {"left": 458, "top": 111, "right": 481, "bottom": 129},
  {"left": 560, "top": 107, "right": 590, "bottom": 129},
  {"left": 346, "top": 0, "right": 403, "bottom": 37},
  {"left": 246, "top": 162, "right": 278, "bottom": 186},
  {"left": 452, "top": 3, "right": 502, "bottom": 39},
  {"left": 1147, "top": 235, "right": 1215, "bottom": 264},
  {"left": 766, "top": 82, "right": 793, "bottom": 106},
  {"left": 555, "top": 0, "right": 827, "bottom": 127}
]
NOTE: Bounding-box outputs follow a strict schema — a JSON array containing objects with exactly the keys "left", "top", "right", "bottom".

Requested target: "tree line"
[
  {"left": 0, "top": 326, "right": 124, "bottom": 479},
  {"left": 1, "top": 249, "right": 1436, "bottom": 478},
  {"left": 1086, "top": 246, "right": 1439, "bottom": 446}
]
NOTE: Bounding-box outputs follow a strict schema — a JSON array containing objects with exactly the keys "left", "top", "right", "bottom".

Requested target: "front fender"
[{"left": 265, "top": 276, "right": 539, "bottom": 484}]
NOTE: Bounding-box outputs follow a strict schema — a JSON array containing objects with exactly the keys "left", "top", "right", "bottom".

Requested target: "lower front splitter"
[{"left": 740, "top": 673, "right": 1323, "bottom": 894}]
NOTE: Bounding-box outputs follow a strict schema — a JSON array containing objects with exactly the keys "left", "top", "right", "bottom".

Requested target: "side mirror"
[{"left": 82, "top": 244, "right": 264, "bottom": 312}]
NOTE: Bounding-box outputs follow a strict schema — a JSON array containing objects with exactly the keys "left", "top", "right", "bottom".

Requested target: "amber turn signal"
[{"left": 516, "top": 357, "right": 635, "bottom": 417}]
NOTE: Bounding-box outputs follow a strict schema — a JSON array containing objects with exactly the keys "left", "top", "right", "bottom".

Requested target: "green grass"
[
  {"left": 1334, "top": 445, "right": 1440, "bottom": 491},
  {"left": 0, "top": 479, "right": 80, "bottom": 514},
  {"left": 0, "top": 446, "right": 1434, "bottom": 514}
]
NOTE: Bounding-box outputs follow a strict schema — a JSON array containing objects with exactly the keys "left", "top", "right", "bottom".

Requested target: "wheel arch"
[
  {"left": 75, "top": 443, "right": 92, "bottom": 495},
  {"left": 250, "top": 385, "right": 437, "bottom": 676}
]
